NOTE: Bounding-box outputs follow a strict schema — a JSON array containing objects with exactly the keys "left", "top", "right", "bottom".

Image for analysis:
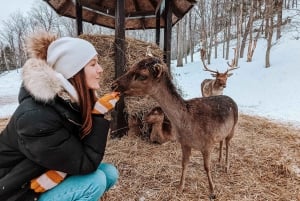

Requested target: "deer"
[
  {"left": 200, "top": 48, "right": 239, "bottom": 97},
  {"left": 112, "top": 56, "right": 238, "bottom": 199},
  {"left": 144, "top": 106, "right": 176, "bottom": 144}
]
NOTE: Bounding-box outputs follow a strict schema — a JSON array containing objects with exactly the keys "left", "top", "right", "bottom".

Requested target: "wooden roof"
[{"left": 44, "top": 0, "right": 196, "bottom": 30}]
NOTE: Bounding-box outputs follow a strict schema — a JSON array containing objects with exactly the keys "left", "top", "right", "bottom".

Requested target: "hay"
[
  {"left": 1, "top": 114, "right": 300, "bottom": 200},
  {"left": 79, "top": 34, "right": 163, "bottom": 136},
  {"left": 100, "top": 114, "right": 300, "bottom": 201}
]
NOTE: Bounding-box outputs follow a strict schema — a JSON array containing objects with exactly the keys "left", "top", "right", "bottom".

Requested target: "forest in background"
[{"left": 0, "top": 0, "right": 299, "bottom": 73}]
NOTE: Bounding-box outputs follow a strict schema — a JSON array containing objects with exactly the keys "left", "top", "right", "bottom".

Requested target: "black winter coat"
[{"left": 0, "top": 86, "right": 110, "bottom": 201}]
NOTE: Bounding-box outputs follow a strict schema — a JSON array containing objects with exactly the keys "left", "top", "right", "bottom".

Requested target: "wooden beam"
[
  {"left": 126, "top": 11, "right": 155, "bottom": 18},
  {"left": 155, "top": 0, "right": 164, "bottom": 14},
  {"left": 171, "top": 3, "right": 185, "bottom": 19},
  {"left": 111, "top": 0, "right": 127, "bottom": 138},
  {"left": 81, "top": 4, "right": 115, "bottom": 17},
  {"left": 163, "top": 0, "right": 172, "bottom": 70},
  {"left": 155, "top": 6, "right": 161, "bottom": 45},
  {"left": 115, "top": 1, "right": 125, "bottom": 79},
  {"left": 148, "top": 0, "right": 158, "bottom": 10}
]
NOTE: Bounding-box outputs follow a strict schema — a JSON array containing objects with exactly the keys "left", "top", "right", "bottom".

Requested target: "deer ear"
[
  {"left": 153, "top": 64, "right": 164, "bottom": 78},
  {"left": 227, "top": 73, "right": 233, "bottom": 77},
  {"left": 211, "top": 73, "right": 217, "bottom": 77}
]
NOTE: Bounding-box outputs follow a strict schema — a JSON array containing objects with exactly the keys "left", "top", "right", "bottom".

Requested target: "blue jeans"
[{"left": 38, "top": 163, "right": 118, "bottom": 201}]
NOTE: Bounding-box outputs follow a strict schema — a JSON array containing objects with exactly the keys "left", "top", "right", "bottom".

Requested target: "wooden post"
[
  {"left": 111, "top": 0, "right": 128, "bottom": 138},
  {"left": 163, "top": 0, "right": 172, "bottom": 71},
  {"left": 155, "top": 7, "right": 161, "bottom": 46},
  {"left": 75, "top": 0, "right": 83, "bottom": 36}
]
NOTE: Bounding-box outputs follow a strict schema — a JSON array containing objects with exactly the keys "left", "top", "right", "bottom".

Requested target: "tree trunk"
[
  {"left": 240, "top": 0, "right": 254, "bottom": 58},
  {"left": 225, "top": 0, "right": 233, "bottom": 60},
  {"left": 247, "top": 21, "right": 262, "bottom": 62},
  {"left": 265, "top": 0, "right": 274, "bottom": 68},
  {"left": 276, "top": 0, "right": 283, "bottom": 40},
  {"left": 184, "top": 17, "right": 188, "bottom": 64},
  {"left": 234, "top": 2, "right": 243, "bottom": 67},
  {"left": 189, "top": 11, "right": 194, "bottom": 62},
  {"left": 176, "top": 22, "right": 184, "bottom": 67},
  {"left": 207, "top": 0, "right": 216, "bottom": 64}
]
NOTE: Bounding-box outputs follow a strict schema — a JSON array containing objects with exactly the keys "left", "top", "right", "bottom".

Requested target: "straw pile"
[
  {"left": 99, "top": 114, "right": 300, "bottom": 201},
  {"left": 79, "top": 34, "right": 163, "bottom": 137},
  {"left": 1, "top": 114, "right": 300, "bottom": 200}
]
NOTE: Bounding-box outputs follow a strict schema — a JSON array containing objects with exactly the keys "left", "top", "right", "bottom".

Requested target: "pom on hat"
[
  {"left": 47, "top": 37, "right": 97, "bottom": 79},
  {"left": 25, "top": 30, "right": 58, "bottom": 60}
]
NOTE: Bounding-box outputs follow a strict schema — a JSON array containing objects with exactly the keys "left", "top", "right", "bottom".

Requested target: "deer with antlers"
[{"left": 200, "top": 48, "right": 239, "bottom": 97}]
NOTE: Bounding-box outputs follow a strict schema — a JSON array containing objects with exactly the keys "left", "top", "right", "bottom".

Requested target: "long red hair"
[{"left": 69, "top": 69, "right": 97, "bottom": 138}]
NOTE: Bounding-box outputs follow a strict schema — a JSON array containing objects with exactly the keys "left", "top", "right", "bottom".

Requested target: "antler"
[
  {"left": 200, "top": 48, "right": 218, "bottom": 74},
  {"left": 224, "top": 66, "right": 239, "bottom": 74},
  {"left": 226, "top": 48, "right": 239, "bottom": 73},
  {"left": 146, "top": 46, "right": 154, "bottom": 57},
  {"left": 227, "top": 48, "right": 237, "bottom": 68}
]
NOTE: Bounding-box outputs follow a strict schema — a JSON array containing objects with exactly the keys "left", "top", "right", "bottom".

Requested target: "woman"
[{"left": 0, "top": 31, "right": 119, "bottom": 201}]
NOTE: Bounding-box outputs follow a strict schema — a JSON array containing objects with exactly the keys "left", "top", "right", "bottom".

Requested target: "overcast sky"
[{"left": 0, "top": 0, "right": 36, "bottom": 22}]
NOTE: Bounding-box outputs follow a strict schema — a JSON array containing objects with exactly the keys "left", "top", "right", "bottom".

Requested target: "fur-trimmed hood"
[
  {"left": 22, "top": 31, "right": 78, "bottom": 103},
  {"left": 22, "top": 58, "right": 65, "bottom": 102}
]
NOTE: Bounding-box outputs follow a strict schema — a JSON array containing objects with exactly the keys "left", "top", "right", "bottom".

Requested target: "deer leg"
[
  {"left": 202, "top": 149, "right": 215, "bottom": 199},
  {"left": 225, "top": 138, "right": 231, "bottom": 173},
  {"left": 218, "top": 140, "right": 223, "bottom": 163},
  {"left": 178, "top": 145, "right": 191, "bottom": 192}
]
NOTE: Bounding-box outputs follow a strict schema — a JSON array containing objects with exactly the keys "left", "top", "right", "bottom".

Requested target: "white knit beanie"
[{"left": 47, "top": 37, "right": 97, "bottom": 79}]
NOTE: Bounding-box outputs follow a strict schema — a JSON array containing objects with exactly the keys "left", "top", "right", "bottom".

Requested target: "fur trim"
[
  {"left": 22, "top": 58, "right": 63, "bottom": 102},
  {"left": 25, "top": 31, "right": 58, "bottom": 60}
]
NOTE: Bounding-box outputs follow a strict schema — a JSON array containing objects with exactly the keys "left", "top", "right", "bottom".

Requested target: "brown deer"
[
  {"left": 144, "top": 107, "right": 176, "bottom": 144},
  {"left": 112, "top": 56, "right": 238, "bottom": 199},
  {"left": 200, "top": 48, "right": 239, "bottom": 97}
]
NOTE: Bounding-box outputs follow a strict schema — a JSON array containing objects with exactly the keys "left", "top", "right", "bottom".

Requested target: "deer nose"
[{"left": 111, "top": 81, "right": 119, "bottom": 91}]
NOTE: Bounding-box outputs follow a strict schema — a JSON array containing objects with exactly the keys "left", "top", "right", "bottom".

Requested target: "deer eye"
[{"left": 136, "top": 74, "right": 147, "bottom": 81}]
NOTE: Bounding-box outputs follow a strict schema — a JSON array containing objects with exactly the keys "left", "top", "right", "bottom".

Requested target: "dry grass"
[
  {"left": 101, "top": 114, "right": 300, "bottom": 201},
  {"left": 1, "top": 114, "right": 299, "bottom": 200}
]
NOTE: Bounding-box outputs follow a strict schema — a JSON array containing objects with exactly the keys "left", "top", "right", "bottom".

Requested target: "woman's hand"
[
  {"left": 30, "top": 170, "right": 67, "bottom": 193},
  {"left": 92, "top": 92, "right": 120, "bottom": 114}
]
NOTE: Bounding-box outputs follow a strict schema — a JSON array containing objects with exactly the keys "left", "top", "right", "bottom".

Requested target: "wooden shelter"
[{"left": 44, "top": 0, "right": 196, "bottom": 137}]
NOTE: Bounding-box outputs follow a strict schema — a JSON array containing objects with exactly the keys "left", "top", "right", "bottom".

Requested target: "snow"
[
  {"left": 171, "top": 33, "right": 300, "bottom": 128},
  {"left": 0, "top": 70, "right": 22, "bottom": 118}
]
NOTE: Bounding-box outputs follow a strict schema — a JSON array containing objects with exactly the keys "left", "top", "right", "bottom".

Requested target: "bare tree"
[
  {"left": 189, "top": 11, "right": 194, "bottom": 62},
  {"left": 0, "top": 0, "right": 298, "bottom": 72},
  {"left": 225, "top": 0, "right": 233, "bottom": 60},
  {"left": 240, "top": 0, "right": 255, "bottom": 58},
  {"left": 207, "top": 0, "right": 216, "bottom": 64},
  {"left": 276, "top": 0, "right": 283, "bottom": 40},
  {"left": 29, "top": 1, "right": 59, "bottom": 32},
  {"left": 0, "top": 11, "right": 29, "bottom": 68},
  {"left": 59, "top": 17, "right": 78, "bottom": 37},
  {"left": 197, "top": 0, "right": 208, "bottom": 62},
  {"left": 183, "top": 17, "right": 188, "bottom": 64},
  {"left": 233, "top": 2, "right": 243, "bottom": 67},
  {"left": 265, "top": 0, "right": 274, "bottom": 68},
  {"left": 247, "top": 21, "right": 263, "bottom": 62},
  {"left": 176, "top": 21, "right": 184, "bottom": 67}
]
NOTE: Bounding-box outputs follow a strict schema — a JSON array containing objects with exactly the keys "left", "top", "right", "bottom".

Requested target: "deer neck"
[
  {"left": 213, "top": 80, "right": 223, "bottom": 89},
  {"left": 150, "top": 76, "right": 187, "bottom": 127}
]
